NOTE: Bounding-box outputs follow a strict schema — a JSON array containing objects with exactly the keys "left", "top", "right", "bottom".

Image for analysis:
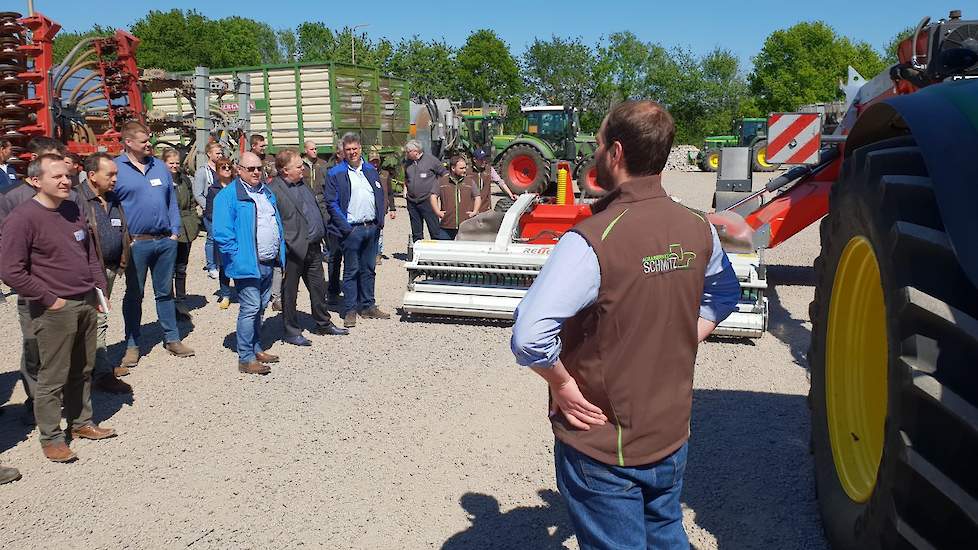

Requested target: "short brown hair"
[
  {"left": 449, "top": 154, "right": 466, "bottom": 168},
  {"left": 122, "top": 121, "right": 150, "bottom": 141},
  {"left": 27, "top": 136, "right": 67, "bottom": 157},
  {"left": 249, "top": 134, "right": 266, "bottom": 148},
  {"left": 27, "top": 153, "right": 66, "bottom": 179},
  {"left": 83, "top": 152, "right": 115, "bottom": 174},
  {"left": 601, "top": 100, "right": 675, "bottom": 176},
  {"left": 205, "top": 141, "right": 223, "bottom": 154},
  {"left": 160, "top": 147, "right": 180, "bottom": 162},
  {"left": 274, "top": 148, "right": 301, "bottom": 171}
]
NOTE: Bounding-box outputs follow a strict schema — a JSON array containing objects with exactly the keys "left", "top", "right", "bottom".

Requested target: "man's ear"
[{"left": 27, "top": 176, "right": 40, "bottom": 189}]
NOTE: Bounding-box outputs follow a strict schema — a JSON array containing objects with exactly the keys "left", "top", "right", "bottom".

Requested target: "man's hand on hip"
[{"left": 532, "top": 360, "right": 607, "bottom": 431}]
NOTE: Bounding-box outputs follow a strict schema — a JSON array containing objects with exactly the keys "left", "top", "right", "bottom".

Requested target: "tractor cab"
[
  {"left": 460, "top": 113, "right": 504, "bottom": 154},
  {"left": 736, "top": 118, "right": 767, "bottom": 146}
]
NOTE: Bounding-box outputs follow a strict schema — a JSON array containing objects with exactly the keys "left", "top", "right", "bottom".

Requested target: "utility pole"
[{"left": 351, "top": 24, "right": 368, "bottom": 64}]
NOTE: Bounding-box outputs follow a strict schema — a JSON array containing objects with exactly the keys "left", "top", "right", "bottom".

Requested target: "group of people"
[{"left": 0, "top": 124, "right": 434, "bottom": 474}]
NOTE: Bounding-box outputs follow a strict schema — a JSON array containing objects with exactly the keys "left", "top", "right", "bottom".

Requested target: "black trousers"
[
  {"left": 282, "top": 242, "right": 333, "bottom": 338},
  {"left": 326, "top": 235, "right": 342, "bottom": 296},
  {"left": 406, "top": 199, "right": 446, "bottom": 242}
]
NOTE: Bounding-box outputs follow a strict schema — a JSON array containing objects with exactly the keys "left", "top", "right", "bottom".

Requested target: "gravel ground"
[{"left": 0, "top": 170, "right": 827, "bottom": 549}]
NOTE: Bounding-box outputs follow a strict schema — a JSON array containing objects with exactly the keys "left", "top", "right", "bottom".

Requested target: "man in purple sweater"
[{"left": 0, "top": 154, "right": 117, "bottom": 463}]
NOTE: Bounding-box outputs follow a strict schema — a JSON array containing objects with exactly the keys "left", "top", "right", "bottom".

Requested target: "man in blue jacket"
[
  {"left": 212, "top": 152, "right": 286, "bottom": 375},
  {"left": 324, "top": 132, "right": 390, "bottom": 328}
]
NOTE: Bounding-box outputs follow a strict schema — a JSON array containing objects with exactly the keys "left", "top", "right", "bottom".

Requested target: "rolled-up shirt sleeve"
[
  {"left": 700, "top": 223, "right": 740, "bottom": 323},
  {"left": 511, "top": 232, "right": 600, "bottom": 368}
]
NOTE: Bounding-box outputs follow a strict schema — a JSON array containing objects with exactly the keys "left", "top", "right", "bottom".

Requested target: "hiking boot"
[
  {"left": 218, "top": 296, "right": 231, "bottom": 309},
  {"left": 164, "top": 341, "right": 195, "bottom": 358},
  {"left": 42, "top": 442, "right": 77, "bottom": 463},
  {"left": 359, "top": 306, "right": 390, "bottom": 320},
  {"left": 255, "top": 351, "right": 279, "bottom": 363},
  {"left": 343, "top": 311, "right": 357, "bottom": 328},
  {"left": 0, "top": 465, "right": 20, "bottom": 484},
  {"left": 238, "top": 360, "right": 271, "bottom": 375},
  {"left": 71, "top": 424, "right": 117, "bottom": 440},
  {"left": 113, "top": 366, "right": 130, "bottom": 378},
  {"left": 95, "top": 375, "right": 132, "bottom": 394},
  {"left": 121, "top": 347, "right": 140, "bottom": 368}
]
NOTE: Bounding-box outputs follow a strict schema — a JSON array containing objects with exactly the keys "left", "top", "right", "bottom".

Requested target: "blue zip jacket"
[
  {"left": 324, "top": 159, "right": 386, "bottom": 237},
  {"left": 212, "top": 178, "right": 286, "bottom": 279}
]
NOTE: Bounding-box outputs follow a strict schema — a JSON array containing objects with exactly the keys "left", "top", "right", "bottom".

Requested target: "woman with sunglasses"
[
  {"left": 205, "top": 158, "right": 235, "bottom": 308},
  {"left": 162, "top": 148, "right": 200, "bottom": 321}
]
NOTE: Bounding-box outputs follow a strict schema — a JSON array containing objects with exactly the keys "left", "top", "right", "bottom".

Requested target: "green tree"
[
  {"left": 750, "top": 21, "right": 886, "bottom": 113},
  {"left": 387, "top": 37, "right": 458, "bottom": 98},
  {"left": 594, "top": 31, "right": 655, "bottom": 106},
  {"left": 277, "top": 29, "right": 298, "bottom": 62},
  {"left": 130, "top": 9, "right": 211, "bottom": 70},
  {"left": 522, "top": 36, "right": 597, "bottom": 109},
  {"left": 208, "top": 16, "right": 282, "bottom": 67},
  {"left": 454, "top": 29, "right": 522, "bottom": 105},
  {"left": 294, "top": 21, "right": 336, "bottom": 62}
]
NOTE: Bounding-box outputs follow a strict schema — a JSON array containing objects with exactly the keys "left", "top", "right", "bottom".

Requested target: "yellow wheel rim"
[
  {"left": 826, "top": 236, "right": 888, "bottom": 503},
  {"left": 708, "top": 153, "right": 719, "bottom": 169},
  {"left": 757, "top": 147, "right": 772, "bottom": 167}
]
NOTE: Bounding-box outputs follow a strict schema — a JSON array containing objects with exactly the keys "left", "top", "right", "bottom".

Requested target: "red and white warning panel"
[{"left": 766, "top": 113, "right": 822, "bottom": 165}]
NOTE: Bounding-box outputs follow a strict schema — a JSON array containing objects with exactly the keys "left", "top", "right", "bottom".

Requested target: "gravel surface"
[{"left": 0, "top": 171, "right": 827, "bottom": 549}]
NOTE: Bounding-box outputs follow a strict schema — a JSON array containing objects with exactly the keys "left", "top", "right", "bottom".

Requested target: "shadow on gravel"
[
  {"left": 92, "top": 390, "right": 134, "bottom": 425},
  {"left": 398, "top": 311, "right": 514, "bottom": 328},
  {"left": 181, "top": 294, "right": 209, "bottom": 312},
  {"left": 0, "top": 370, "right": 32, "bottom": 453},
  {"left": 766, "top": 265, "right": 814, "bottom": 369},
  {"left": 684, "top": 389, "right": 824, "bottom": 549},
  {"left": 442, "top": 489, "right": 574, "bottom": 549},
  {"left": 105, "top": 319, "right": 197, "bottom": 362}
]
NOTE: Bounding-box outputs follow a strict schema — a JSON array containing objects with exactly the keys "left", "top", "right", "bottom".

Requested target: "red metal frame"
[{"left": 15, "top": 13, "right": 59, "bottom": 159}]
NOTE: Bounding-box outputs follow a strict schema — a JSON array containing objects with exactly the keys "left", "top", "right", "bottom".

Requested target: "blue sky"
[{"left": 16, "top": 1, "right": 966, "bottom": 70}]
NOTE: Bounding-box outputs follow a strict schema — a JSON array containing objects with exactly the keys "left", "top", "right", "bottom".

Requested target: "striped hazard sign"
[{"left": 766, "top": 113, "right": 822, "bottom": 164}]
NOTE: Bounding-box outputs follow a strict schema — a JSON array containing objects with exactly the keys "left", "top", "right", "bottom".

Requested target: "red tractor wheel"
[
  {"left": 500, "top": 144, "right": 550, "bottom": 194},
  {"left": 575, "top": 157, "right": 606, "bottom": 198}
]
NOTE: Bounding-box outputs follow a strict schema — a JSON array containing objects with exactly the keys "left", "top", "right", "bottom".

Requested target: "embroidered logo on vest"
[{"left": 642, "top": 244, "right": 696, "bottom": 275}]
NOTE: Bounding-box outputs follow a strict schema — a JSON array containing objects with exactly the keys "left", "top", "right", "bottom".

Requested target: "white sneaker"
[{"left": 208, "top": 269, "right": 219, "bottom": 279}]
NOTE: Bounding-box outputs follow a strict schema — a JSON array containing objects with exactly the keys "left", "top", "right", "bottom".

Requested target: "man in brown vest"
[
  {"left": 511, "top": 100, "right": 740, "bottom": 549},
  {"left": 430, "top": 155, "right": 481, "bottom": 240}
]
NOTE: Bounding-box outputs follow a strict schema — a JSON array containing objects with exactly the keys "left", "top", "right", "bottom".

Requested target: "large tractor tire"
[
  {"left": 500, "top": 144, "right": 550, "bottom": 195},
  {"left": 699, "top": 148, "right": 720, "bottom": 172},
  {"left": 751, "top": 139, "right": 778, "bottom": 172},
  {"left": 808, "top": 135, "right": 978, "bottom": 549},
  {"left": 575, "top": 157, "right": 607, "bottom": 199}
]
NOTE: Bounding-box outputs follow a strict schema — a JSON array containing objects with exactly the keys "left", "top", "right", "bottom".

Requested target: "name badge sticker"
[
  {"left": 419, "top": 173, "right": 428, "bottom": 178},
  {"left": 111, "top": 218, "right": 122, "bottom": 227},
  {"left": 150, "top": 178, "right": 163, "bottom": 187},
  {"left": 73, "top": 229, "right": 86, "bottom": 241},
  {"left": 375, "top": 181, "right": 381, "bottom": 189}
]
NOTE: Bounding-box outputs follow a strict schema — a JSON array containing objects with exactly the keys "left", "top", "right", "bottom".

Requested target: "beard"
[{"left": 594, "top": 151, "right": 615, "bottom": 192}]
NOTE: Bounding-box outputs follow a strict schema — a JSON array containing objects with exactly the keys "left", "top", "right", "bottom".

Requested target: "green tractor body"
[
  {"left": 692, "top": 117, "right": 779, "bottom": 172},
  {"left": 490, "top": 106, "right": 603, "bottom": 197}
]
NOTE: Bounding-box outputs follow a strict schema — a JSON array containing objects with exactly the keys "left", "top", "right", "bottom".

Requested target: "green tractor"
[
  {"left": 691, "top": 117, "right": 779, "bottom": 173},
  {"left": 489, "top": 106, "right": 602, "bottom": 197}
]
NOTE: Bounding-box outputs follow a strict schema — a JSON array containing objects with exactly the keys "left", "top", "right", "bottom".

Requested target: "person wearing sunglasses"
[
  {"left": 204, "top": 158, "right": 235, "bottom": 308},
  {"left": 211, "top": 152, "right": 286, "bottom": 375}
]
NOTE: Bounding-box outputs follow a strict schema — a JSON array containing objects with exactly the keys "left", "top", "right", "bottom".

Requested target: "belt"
[
  {"left": 259, "top": 258, "right": 278, "bottom": 266},
  {"left": 132, "top": 232, "right": 171, "bottom": 241},
  {"left": 349, "top": 220, "right": 376, "bottom": 227}
]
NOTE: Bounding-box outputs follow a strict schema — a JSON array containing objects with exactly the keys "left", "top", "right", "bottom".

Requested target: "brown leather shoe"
[
  {"left": 343, "top": 311, "right": 357, "bottom": 328},
  {"left": 42, "top": 442, "right": 77, "bottom": 463},
  {"left": 71, "top": 424, "right": 117, "bottom": 440},
  {"left": 121, "top": 347, "right": 140, "bottom": 368},
  {"left": 95, "top": 375, "right": 132, "bottom": 394},
  {"left": 238, "top": 360, "right": 271, "bottom": 375},
  {"left": 255, "top": 351, "right": 279, "bottom": 363},
  {"left": 164, "top": 341, "right": 195, "bottom": 357},
  {"left": 113, "top": 366, "right": 130, "bottom": 378},
  {"left": 359, "top": 306, "right": 391, "bottom": 319}
]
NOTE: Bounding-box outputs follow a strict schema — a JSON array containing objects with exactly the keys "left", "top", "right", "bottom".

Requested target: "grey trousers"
[
  {"left": 30, "top": 294, "right": 98, "bottom": 445},
  {"left": 16, "top": 297, "right": 41, "bottom": 401},
  {"left": 270, "top": 266, "right": 283, "bottom": 301},
  {"left": 94, "top": 269, "right": 117, "bottom": 378}
]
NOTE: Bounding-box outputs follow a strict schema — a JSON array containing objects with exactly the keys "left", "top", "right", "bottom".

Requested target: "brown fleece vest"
[
  {"left": 435, "top": 174, "right": 478, "bottom": 229},
  {"left": 554, "top": 177, "right": 713, "bottom": 467}
]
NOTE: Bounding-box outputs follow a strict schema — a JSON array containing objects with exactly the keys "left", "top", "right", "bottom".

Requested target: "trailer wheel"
[
  {"left": 575, "top": 157, "right": 606, "bottom": 198},
  {"left": 700, "top": 148, "right": 720, "bottom": 172},
  {"left": 500, "top": 144, "right": 550, "bottom": 194},
  {"left": 809, "top": 135, "right": 978, "bottom": 549},
  {"left": 751, "top": 140, "right": 778, "bottom": 172}
]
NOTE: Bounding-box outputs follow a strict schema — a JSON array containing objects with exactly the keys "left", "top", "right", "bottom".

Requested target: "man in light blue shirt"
[
  {"left": 212, "top": 152, "right": 286, "bottom": 375},
  {"left": 324, "top": 133, "right": 390, "bottom": 328}
]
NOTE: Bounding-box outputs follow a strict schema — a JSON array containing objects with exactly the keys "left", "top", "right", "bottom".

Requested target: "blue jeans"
[
  {"left": 203, "top": 217, "right": 216, "bottom": 272},
  {"left": 341, "top": 224, "right": 378, "bottom": 314},
  {"left": 123, "top": 237, "right": 179, "bottom": 348},
  {"left": 234, "top": 262, "right": 273, "bottom": 363},
  {"left": 554, "top": 439, "right": 689, "bottom": 550}
]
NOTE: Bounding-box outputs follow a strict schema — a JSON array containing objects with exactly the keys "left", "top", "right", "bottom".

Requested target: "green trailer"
[{"left": 147, "top": 62, "right": 409, "bottom": 167}]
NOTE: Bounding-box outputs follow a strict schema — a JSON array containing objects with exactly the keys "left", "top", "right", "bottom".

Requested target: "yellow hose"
[{"left": 556, "top": 167, "right": 568, "bottom": 205}]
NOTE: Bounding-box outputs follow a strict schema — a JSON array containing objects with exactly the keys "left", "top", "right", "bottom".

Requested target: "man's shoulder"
[{"left": 327, "top": 162, "right": 347, "bottom": 176}]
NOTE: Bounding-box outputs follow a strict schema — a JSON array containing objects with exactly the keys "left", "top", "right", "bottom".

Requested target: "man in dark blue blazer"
[
  {"left": 0, "top": 139, "right": 20, "bottom": 194},
  {"left": 324, "top": 133, "right": 391, "bottom": 328}
]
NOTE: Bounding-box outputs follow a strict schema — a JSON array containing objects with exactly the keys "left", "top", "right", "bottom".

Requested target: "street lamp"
[{"left": 351, "top": 24, "right": 369, "bottom": 65}]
